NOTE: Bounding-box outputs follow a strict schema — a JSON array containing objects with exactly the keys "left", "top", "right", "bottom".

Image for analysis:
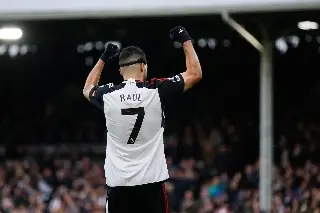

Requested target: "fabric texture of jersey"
[{"left": 89, "top": 74, "right": 184, "bottom": 187}]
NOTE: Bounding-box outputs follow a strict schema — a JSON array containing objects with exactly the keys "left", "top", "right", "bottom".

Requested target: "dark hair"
[{"left": 119, "top": 46, "right": 147, "bottom": 67}]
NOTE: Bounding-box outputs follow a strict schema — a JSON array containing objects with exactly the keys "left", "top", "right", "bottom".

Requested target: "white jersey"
[{"left": 89, "top": 74, "right": 184, "bottom": 187}]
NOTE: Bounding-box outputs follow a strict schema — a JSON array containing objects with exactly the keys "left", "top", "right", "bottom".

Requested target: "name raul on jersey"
[{"left": 120, "top": 93, "right": 142, "bottom": 102}]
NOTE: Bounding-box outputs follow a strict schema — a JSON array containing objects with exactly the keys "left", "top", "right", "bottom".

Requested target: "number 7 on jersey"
[{"left": 121, "top": 107, "right": 145, "bottom": 144}]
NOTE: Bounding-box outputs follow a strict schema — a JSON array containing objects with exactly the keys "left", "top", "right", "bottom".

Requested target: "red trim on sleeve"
[
  {"left": 149, "top": 78, "right": 168, "bottom": 83},
  {"left": 147, "top": 78, "right": 168, "bottom": 88}
]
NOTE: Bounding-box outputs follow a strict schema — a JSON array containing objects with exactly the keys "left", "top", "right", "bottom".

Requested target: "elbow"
[
  {"left": 190, "top": 61, "right": 202, "bottom": 79},
  {"left": 82, "top": 87, "right": 87, "bottom": 96},
  {"left": 83, "top": 87, "right": 90, "bottom": 100},
  {"left": 83, "top": 83, "right": 94, "bottom": 97},
  {"left": 192, "top": 67, "right": 202, "bottom": 82},
  {"left": 197, "top": 69, "right": 202, "bottom": 80},
  {"left": 193, "top": 74, "right": 202, "bottom": 84}
]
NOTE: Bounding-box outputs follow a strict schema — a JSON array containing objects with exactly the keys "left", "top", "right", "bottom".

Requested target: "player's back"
[
  {"left": 103, "top": 78, "right": 168, "bottom": 187},
  {"left": 89, "top": 74, "right": 184, "bottom": 187}
]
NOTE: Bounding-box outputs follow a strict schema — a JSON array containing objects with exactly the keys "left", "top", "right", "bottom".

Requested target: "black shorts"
[{"left": 106, "top": 181, "right": 168, "bottom": 213}]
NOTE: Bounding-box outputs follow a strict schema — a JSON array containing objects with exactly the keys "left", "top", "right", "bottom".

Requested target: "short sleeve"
[
  {"left": 89, "top": 83, "right": 114, "bottom": 109},
  {"left": 150, "top": 74, "right": 185, "bottom": 106}
]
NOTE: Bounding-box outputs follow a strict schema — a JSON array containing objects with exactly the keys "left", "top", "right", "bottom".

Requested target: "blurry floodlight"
[
  {"left": 207, "top": 38, "right": 217, "bottom": 49},
  {"left": 95, "top": 41, "right": 104, "bottom": 50},
  {"left": 84, "top": 42, "right": 93, "bottom": 51},
  {"left": 288, "top": 35, "right": 300, "bottom": 48},
  {"left": 85, "top": 56, "right": 94, "bottom": 66},
  {"left": 8, "top": 44, "right": 19, "bottom": 57},
  {"left": 298, "top": 21, "right": 318, "bottom": 30},
  {"left": 173, "top": 41, "right": 181, "bottom": 48},
  {"left": 77, "top": 44, "right": 84, "bottom": 53},
  {"left": 0, "top": 27, "right": 23, "bottom": 40},
  {"left": 0, "top": 44, "right": 36, "bottom": 57},
  {"left": 222, "top": 39, "right": 231, "bottom": 47},
  {"left": 20, "top": 45, "right": 28, "bottom": 55},
  {"left": 0, "top": 45, "right": 7, "bottom": 55},
  {"left": 275, "top": 37, "right": 288, "bottom": 54},
  {"left": 197, "top": 38, "right": 207, "bottom": 48}
]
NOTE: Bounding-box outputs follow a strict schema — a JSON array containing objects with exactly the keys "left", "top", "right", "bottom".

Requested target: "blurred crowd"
[
  {"left": 0, "top": 118, "right": 319, "bottom": 213},
  {"left": 0, "top": 148, "right": 106, "bottom": 213}
]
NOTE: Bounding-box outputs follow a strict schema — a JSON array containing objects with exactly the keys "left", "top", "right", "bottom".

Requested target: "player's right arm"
[
  {"left": 83, "top": 43, "right": 119, "bottom": 108},
  {"left": 169, "top": 26, "right": 202, "bottom": 91}
]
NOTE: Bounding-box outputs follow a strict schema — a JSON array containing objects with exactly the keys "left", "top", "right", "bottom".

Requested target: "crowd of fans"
[
  {"left": 0, "top": 147, "right": 106, "bottom": 213},
  {"left": 0, "top": 117, "right": 319, "bottom": 213}
]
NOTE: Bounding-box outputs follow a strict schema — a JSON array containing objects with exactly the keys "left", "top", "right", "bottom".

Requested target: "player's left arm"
[
  {"left": 154, "top": 27, "right": 202, "bottom": 105},
  {"left": 83, "top": 43, "right": 119, "bottom": 101},
  {"left": 180, "top": 40, "right": 202, "bottom": 91},
  {"left": 150, "top": 74, "right": 185, "bottom": 106},
  {"left": 169, "top": 26, "right": 202, "bottom": 92}
]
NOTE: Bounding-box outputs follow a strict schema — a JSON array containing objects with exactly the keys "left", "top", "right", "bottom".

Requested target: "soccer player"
[{"left": 83, "top": 26, "right": 202, "bottom": 213}]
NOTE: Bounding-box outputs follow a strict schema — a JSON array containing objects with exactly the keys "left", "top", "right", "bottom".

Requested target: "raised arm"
[
  {"left": 83, "top": 59, "right": 105, "bottom": 100},
  {"left": 181, "top": 40, "right": 202, "bottom": 91},
  {"left": 82, "top": 43, "right": 119, "bottom": 100},
  {"left": 169, "top": 26, "right": 202, "bottom": 91}
]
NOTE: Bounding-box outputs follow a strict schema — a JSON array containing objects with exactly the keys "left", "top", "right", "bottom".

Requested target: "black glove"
[
  {"left": 169, "top": 26, "right": 191, "bottom": 44},
  {"left": 100, "top": 43, "right": 120, "bottom": 62}
]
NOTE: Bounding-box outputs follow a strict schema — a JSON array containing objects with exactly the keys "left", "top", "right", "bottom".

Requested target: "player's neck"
[{"left": 123, "top": 75, "right": 143, "bottom": 82}]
